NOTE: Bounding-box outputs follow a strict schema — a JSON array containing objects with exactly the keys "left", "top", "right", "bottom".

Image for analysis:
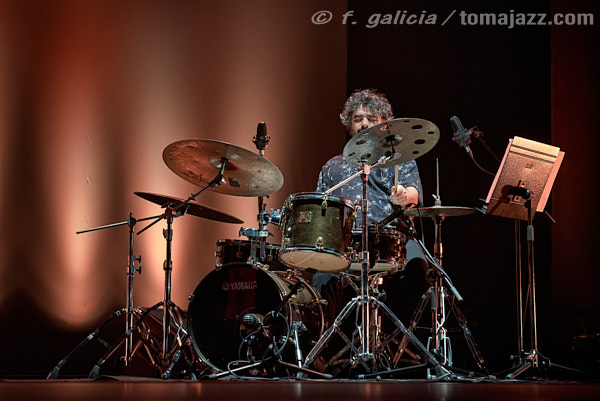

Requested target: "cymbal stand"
[
  {"left": 390, "top": 215, "right": 488, "bottom": 377},
  {"left": 305, "top": 157, "right": 445, "bottom": 377},
  {"left": 137, "top": 158, "right": 229, "bottom": 372}
]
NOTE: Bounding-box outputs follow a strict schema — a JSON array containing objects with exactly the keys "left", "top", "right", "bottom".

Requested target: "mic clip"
[{"left": 452, "top": 127, "right": 473, "bottom": 148}]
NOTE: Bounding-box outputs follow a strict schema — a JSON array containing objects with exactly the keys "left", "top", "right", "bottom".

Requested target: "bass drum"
[{"left": 188, "top": 263, "right": 325, "bottom": 371}]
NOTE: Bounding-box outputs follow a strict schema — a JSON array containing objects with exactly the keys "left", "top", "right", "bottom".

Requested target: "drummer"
[{"left": 313, "top": 88, "right": 429, "bottom": 323}]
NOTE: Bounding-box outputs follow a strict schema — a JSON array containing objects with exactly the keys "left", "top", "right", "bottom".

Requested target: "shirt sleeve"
[
  {"left": 316, "top": 167, "right": 327, "bottom": 192},
  {"left": 396, "top": 160, "right": 423, "bottom": 205}
]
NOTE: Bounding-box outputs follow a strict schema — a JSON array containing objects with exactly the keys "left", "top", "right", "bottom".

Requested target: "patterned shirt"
[{"left": 316, "top": 155, "right": 423, "bottom": 228}]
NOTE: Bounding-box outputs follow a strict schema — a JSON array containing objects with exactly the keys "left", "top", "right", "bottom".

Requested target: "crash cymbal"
[
  {"left": 343, "top": 118, "right": 440, "bottom": 168},
  {"left": 404, "top": 205, "right": 477, "bottom": 218},
  {"left": 162, "top": 139, "right": 284, "bottom": 197},
  {"left": 134, "top": 192, "right": 243, "bottom": 224}
]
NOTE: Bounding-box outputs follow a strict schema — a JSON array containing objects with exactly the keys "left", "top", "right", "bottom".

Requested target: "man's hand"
[{"left": 390, "top": 185, "right": 419, "bottom": 208}]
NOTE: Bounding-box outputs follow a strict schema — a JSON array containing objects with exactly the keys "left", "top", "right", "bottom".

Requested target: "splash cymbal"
[{"left": 134, "top": 192, "right": 243, "bottom": 224}]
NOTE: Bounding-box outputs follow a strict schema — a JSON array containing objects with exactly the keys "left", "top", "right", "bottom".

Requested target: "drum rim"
[
  {"left": 351, "top": 227, "right": 406, "bottom": 235},
  {"left": 216, "top": 238, "right": 281, "bottom": 248},
  {"left": 285, "top": 191, "right": 355, "bottom": 209},
  {"left": 279, "top": 246, "right": 352, "bottom": 261}
]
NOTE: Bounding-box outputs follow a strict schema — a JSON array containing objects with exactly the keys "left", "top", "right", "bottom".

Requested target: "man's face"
[{"left": 349, "top": 105, "right": 383, "bottom": 137}]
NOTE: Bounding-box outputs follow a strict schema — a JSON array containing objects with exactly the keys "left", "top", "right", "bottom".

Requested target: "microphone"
[
  {"left": 253, "top": 122, "right": 270, "bottom": 153},
  {"left": 242, "top": 313, "right": 262, "bottom": 331},
  {"left": 450, "top": 116, "right": 472, "bottom": 154}
]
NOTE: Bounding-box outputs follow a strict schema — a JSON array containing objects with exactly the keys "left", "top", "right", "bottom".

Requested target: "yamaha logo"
[{"left": 222, "top": 281, "right": 257, "bottom": 291}]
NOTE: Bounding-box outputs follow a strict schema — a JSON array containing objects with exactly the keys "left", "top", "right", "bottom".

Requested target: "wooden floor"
[{"left": 1, "top": 378, "right": 599, "bottom": 401}]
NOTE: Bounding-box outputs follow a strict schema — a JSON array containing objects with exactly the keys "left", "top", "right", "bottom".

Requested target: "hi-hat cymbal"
[
  {"left": 162, "top": 139, "right": 284, "bottom": 197},
  {"left": 343, "top": 118, "right": 440, "bottom": 168},
  {"left": 404, "top": 205, "right": 477, "bottom": 218},
  {"left": 134, "top": 192, "right": 243, "bottom": 224}
]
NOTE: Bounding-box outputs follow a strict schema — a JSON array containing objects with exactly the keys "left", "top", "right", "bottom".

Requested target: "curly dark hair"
[{"left": 339, "top": 88, "right": 394, "bottom": 129}]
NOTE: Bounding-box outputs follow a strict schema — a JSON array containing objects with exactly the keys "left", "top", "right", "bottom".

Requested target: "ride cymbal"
[
  {"left": 343, "top": 118, "right": 440, "bottom": 168},
  {"left": 162, "top": 139, "right": 284, "bottom": 197},
  {"left": 134, "top": 192, "right": 243, "bottom": 224}
]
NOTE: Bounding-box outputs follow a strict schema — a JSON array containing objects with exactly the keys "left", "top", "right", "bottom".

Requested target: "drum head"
[{"left": 187, "top": 263, "right": 285, "bottom": 371}]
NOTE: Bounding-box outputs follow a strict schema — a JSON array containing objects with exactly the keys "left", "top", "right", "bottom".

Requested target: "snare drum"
[
  {"left": 349, "top": 228, "right": 407, "bottom": 272},
  {"left": 279, "top": 192, "right": 355, "bottom": 272},
  {"left": 216, "top": 239, "right": 281, "bottom": 268}
]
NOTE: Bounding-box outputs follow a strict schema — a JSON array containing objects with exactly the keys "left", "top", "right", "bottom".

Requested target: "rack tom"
[{"left": 279, "top": 192, "right": 355, "bottom": 272}]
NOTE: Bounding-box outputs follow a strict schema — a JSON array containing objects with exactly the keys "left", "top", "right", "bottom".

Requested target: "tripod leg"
[
  {"left": 278, "top": 360, "right": 333, "bottom": 379},
  {"left": 88, "top": 302, "right": 163, "bottom": 379},
  {"left": 160, "top": 301, "right": 196, "bottom": 379},
  {"left": 291, "top": 322, "right": 304, "bottom": 368},
  {"left": 447, "top": 293, "right": 489, "bottom": 373},
  {"left": 303, "top": 298, "right": 359, "bottom": 368},
  {"left": 47, "top": 308, "right": 127, "bottom": 379},
  {"left": 391, "top": 288, "right": 432, "bottom": 365},
  {"left": 208, "top": 361, "right": 265, "bottom": 379},
  {"left": 162, "top": 333, "right": 190, "bottom": 379},
  {"left": 375, "top": 299, "right": 449, "bottom": 378},
  {"left": 506, "top": 360, "right": 533, "bottom": 380}
]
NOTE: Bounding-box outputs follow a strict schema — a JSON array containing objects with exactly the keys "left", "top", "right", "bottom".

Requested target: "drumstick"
[{"left": 394, "top": 164, "right": 399, "bottom": 189}]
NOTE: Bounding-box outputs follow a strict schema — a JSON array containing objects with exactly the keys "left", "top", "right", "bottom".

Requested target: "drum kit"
[{"left": 50, "top": 118, "right": 489, "bottom": 380}]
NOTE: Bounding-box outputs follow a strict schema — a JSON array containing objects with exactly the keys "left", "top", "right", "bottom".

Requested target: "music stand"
[
  {"left": 486, "top": 136, "right": 564, "bottom": 221},
  {"left": 484, "top": 136, "right": 574, "bottom": 379}
]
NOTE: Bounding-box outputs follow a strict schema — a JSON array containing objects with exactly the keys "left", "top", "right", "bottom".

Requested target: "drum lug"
[
  {"left": 284, "top": 237, "right": 291, "bottom": 245},
  {"left": 316, "top": 237, "right": 324, "bottom": 248},
  {"left": 321, "top": 197, "right": 328, "bottom": 210}
]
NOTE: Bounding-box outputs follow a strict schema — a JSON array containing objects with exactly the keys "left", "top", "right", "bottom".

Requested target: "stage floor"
[{"left": 1, "top": 379, "right": 599, "bottom": 401}]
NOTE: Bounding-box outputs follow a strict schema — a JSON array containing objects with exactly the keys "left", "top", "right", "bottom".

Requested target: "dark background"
[{"left": 0, "top": 0, "right": 598, "bottom": 378}]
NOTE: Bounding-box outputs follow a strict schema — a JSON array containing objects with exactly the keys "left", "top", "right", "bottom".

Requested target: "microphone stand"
[
  {"left": 251, "top": 122, "right": 271, "bottom": 264},
  {"left": 504, "top": 194, "right": 595, "bottom": 380},
  {"left": 48, "top": 213, "right": 161, "bottom": 379},
  {"left": 456, "top": 125, "right": 531, "bottom": 371},
  {"left": 207, "top": 277, "right": 331, "bottom": 379}
]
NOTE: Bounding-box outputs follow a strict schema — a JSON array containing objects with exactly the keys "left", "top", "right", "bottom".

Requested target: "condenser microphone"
[
  {"left": 253, "top": 122, "right": 269, "bottom": 153},
  {"left": 450, "top": 115, "right": 472, "bottom": 154}
]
